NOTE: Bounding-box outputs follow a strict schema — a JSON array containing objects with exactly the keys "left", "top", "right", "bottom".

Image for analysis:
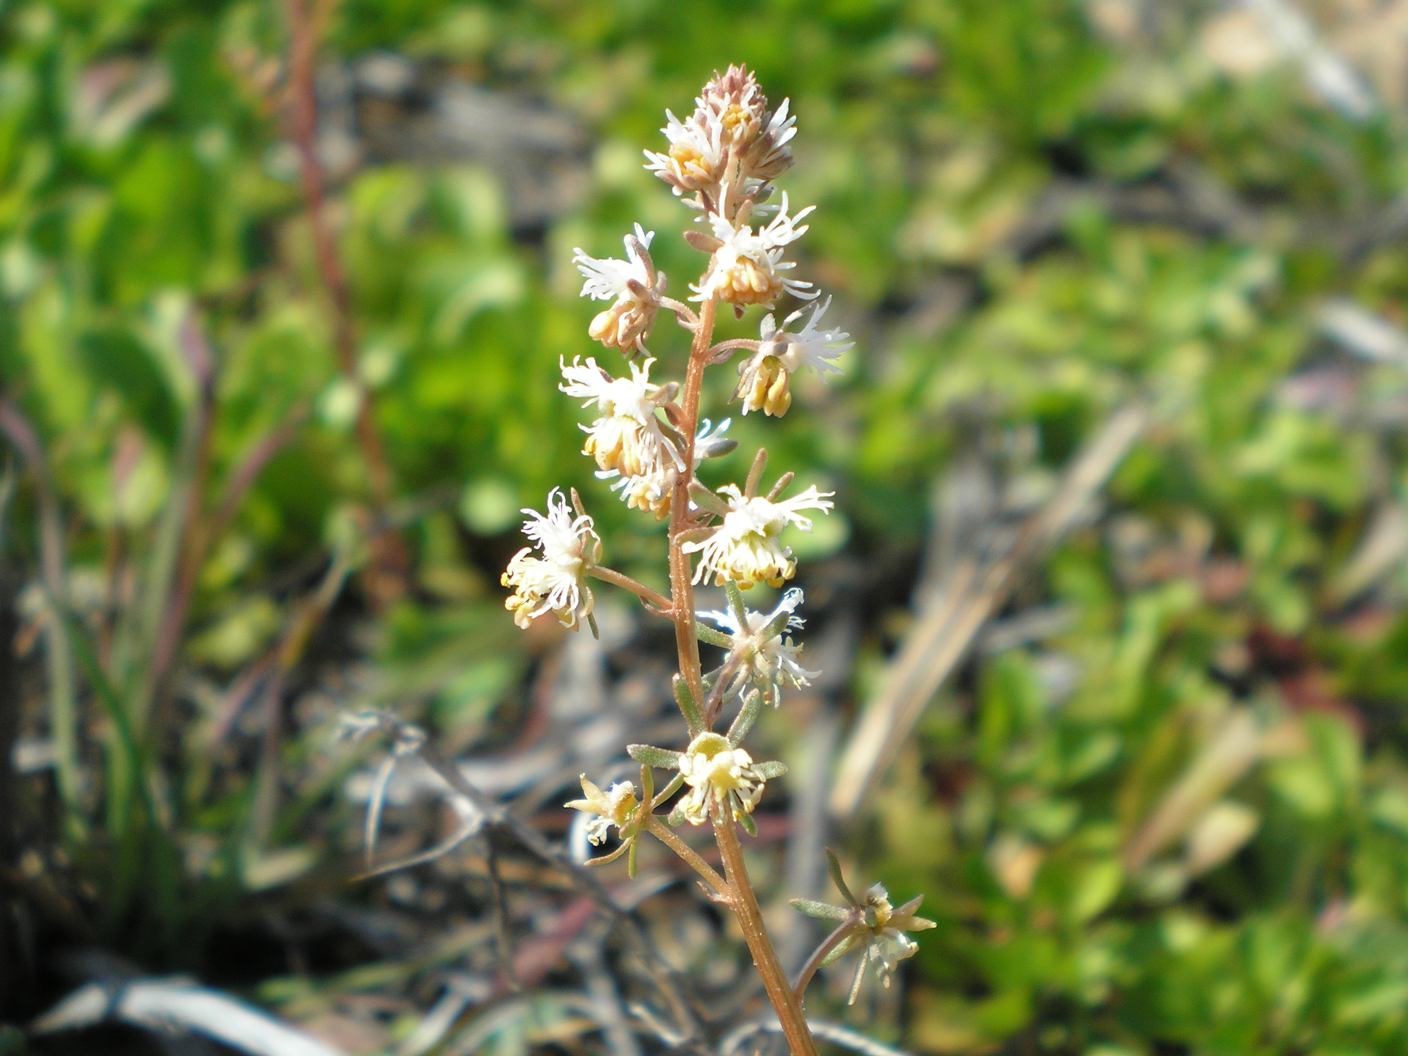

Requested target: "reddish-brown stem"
[
  {"left": 284, "top": 0, "right": 406, "bottom": 605},
  {"left": 644, "top": 816, "right": 731, "bottom": 901},
  {"left": 715, "top": 816, "right": 820, "bottom": 1055},
  {"left": 587, "top": 565, "right": 673, "bottom": 614},
  {"left": 793, "top": 918, "right": 861, "bottom": 1003},
  {"left": 667, "top": 296, "right": 719, "bottom": 704},
  {"left": 208, "top": 400, "right": 311, "bottom": 542},
  {"left": 661, "top": 293, "right": 818, "bottom": 1052},
  {"left": 659, "top": 296, "right": 700, "bottom": 330},
  {"left": 703, "top": 646, "right": 750, "bottom": 729},
  {"left": 145, "top": 315, "right": 219, "bottom": 730},
  {"left": 146, "top": 353, "right": 217, "bottom": 729},
  {"left": 156, "top": 394, "right": 308, "bottom": 733}
]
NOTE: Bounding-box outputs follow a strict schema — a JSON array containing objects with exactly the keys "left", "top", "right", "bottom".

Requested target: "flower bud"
[{"left": 737, "top": 353, "right": 792, "bottom": 417}]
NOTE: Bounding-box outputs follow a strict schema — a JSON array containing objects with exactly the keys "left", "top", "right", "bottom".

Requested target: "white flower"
[
  {"left": 644, "top": 109, "right": 728, "bottom": 194},
  {"left": 594, "top": 416, "right": 729, "bottom": 520},
  {"left": 644, "top": 65, "right": 797, "bottom": 200},
  {"left": 697, "top": 64, "right": 769, "bottom": 145},
  {"left": 737, "top": 296, "right": 852, "bottom": 417},
  {"left": 573, "top": 224, "right": 663, "bottom": 353},
  {"left": 760, "top": 296, "right": 852, "bottom": 377},
  {"left": 598, "top": 462, "right": 676, "bottom": 520},
  {"left": 559, "top": 356, "right": 678, "bottom": 479},
  {"left": 792, "top": 867, "right": 937, "bottom": 1004},
  {"left": 699, "top": 587, "right": 820, "bottom": 706},
  {"left": 848, "top": 884, "right": 935, "bottom": 1003},
  {"left": 501, "top": 488, "right": 601, "bottom": 630},
  {"left": 683, "top": 482, "right": 834, "bottom": 589},
  {"left": 565, "top": 775, "right": 638, "bottom": 846},
  {"left": 692, "top": 194, "right": 816, "bottom": 306},
  {"left": 677, "top": 732, "right": 766, "bottom": 825},
  {"left": 741, "top": 95, "right": 796, "bottom": 182}
]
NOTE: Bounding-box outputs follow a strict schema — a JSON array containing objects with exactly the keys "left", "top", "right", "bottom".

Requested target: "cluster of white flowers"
[
  {"left": 643, "top": 64, "right": 796, "bottom": 212},
  {"left": 559, "top": 356, "right": 676, "bottom": 478},
  {"left": 559, "top": 355, "right": 683, "bottom": 519},
  {"left": 495, "top": 64, "right": 933, "bottom": 1016},
  {"left": 738, "top": 297, "right": 854, "bottom": 417},
  {"left": 690, "top": 195, "right": 816, "bottom": 308}
]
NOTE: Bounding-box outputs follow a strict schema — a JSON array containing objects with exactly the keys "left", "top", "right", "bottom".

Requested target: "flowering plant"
[{"left": 502, "top": 66, "right": 931, "bottom": 1052}]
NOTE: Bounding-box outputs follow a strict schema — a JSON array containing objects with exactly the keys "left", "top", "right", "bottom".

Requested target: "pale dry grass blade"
[
  {"left": 1123, "top": 708, "right": 1263, "bottom": 871},
  {"left": 32, "top": 978, "right": 347, "bottom": 1056},
  {"left": 831, "top": 403, "right": 1149, "bottom": 820}
]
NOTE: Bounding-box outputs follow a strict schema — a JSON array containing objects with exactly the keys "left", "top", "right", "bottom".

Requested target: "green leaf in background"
[{"left": 77, "top": 325, "right": 182, "bottom": 452}]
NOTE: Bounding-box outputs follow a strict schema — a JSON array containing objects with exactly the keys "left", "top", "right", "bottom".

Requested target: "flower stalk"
[
  {"left": 667, "top": 295, "right": 719, "bottom": 704},
  {"left": 494, "top": 65, "right": 928, "bottom": 1053},
  {"left": 716, "top": 816, "right": 820, "bottom": 1056},
  {"left": 793, "top": 919, "right": 858, "bottom": 1002},
  {"left": 585, "top": 565, "right": 672, "bottom": 614},
  {"left": 643, "top": 815, "right": 730, "bottom": 902}
]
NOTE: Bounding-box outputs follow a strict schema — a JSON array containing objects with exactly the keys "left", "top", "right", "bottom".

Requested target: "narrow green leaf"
[
  {"left": 696, "top": 622, "right": 734, "bottom": 649},
  {"left": 584, "top": 841, "right": 630, "bottom": 868},
  {"left": 651, "top": 772, "right": 685, "bottom": 810},
  {"left": 59, "top": 608, "right": 161, "bottom": 834},
  {"left": 826, "top": 848, "right": 858, "bottom": 906},
  {"left": 819, "top": 932, "right": 863, "bottom": 968},
  {"left": 688, "top": 481, "right": 731, "bottom": 517},
  {"left": 671, "top": 674, "right": 703, "bottom": 735},
  {"left": 727, "top": 689, "right": 763, "bottom": 747},
  {"left": 628, "top": 743, "right": 683, "bottom": 769},
  {"left": 744, "top": 447, "right": 768, "bottom": 497},
  {"left": 790, "top": 898, "right": 852, "bottom": 921},
  {"left": 723, "top": 580, "right": 750, "bottom": 630},
  {"left": 754, "top": 759, "right": 788, "bottom": 780}
]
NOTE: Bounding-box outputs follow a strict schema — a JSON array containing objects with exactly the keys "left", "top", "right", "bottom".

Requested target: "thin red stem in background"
[{"left": 283, "top": 0, "right": 407, "bottom": 605}]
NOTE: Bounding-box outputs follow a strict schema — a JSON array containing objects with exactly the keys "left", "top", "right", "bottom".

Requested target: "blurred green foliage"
[{"left": 6, "top": 0, "right": 1408, "bottom": 1052}]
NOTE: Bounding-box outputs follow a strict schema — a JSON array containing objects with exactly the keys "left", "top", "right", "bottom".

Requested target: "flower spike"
[{"left": 643, "top": 64, "right": 797, "bottom": 215}]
